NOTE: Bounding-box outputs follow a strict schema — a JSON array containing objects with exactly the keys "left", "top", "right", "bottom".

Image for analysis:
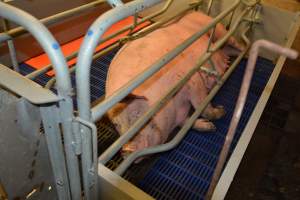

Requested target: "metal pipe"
[
  {"left": 75, "top": 0, "right": 163, "bottom": 199},
  {"left": 26, "top": 51, "right": 77, "bottom": 80},
  {"left": 26, "top": 0, "right": 175, "bottom": 80},
  {"left": 40, "top": 106, "right": 72, "bottom": 200},
  {"left": 1, "top": 3, "right": 19, "bottom": 72},
  {"left": 44, "top": 46, "right": 110, "bottom": 89},
  {"left": 74, "top": 117, "right": 98, "bottom": 199},
  {"left": 99, "top": 9, "right": 249, "bottom": 164},
  {"left": 205, "top": 39, "right": 298, "bottom": 199},
  {"left": 206, "top": 0, "right": 214, "bottom": 15},
  {"left": 91, "top": 0, "right": 243, "bottom": 123},
  {"left": 107, "top": 0, "right": 124, "bottom": 7},
  {"left": 0, "top": 2, "right": 81, "bottom": 199},
  {"left": 0, "top": 0, "right": 107, "bottom": 40},
  {"left": 114, "top": 41, "right": 251, "bottom": 175},
  {"left": 0, "top": 32, "right": 10, "bottom": 42}
]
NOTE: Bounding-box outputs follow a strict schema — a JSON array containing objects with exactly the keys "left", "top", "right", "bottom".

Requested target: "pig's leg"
[
  {"left": 202, "top": 105, "right": 226, "bottom": 120},
  {"left": 188, "top": 74, "right": 221, "bottom": 131},
  {"left": 188, "top": 74, "right": 225, "bottom": 120}
]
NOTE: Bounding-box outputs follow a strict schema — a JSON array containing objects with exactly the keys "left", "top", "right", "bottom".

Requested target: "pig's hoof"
[
  {"left": 192, "top": 119, "right": 216, "bottom": 132},
  {"left": 203, "top": 105, "right": 226, "bottom": 120},
  {"left": 215, "top": 105, "right": 226, "bottom": 119}
]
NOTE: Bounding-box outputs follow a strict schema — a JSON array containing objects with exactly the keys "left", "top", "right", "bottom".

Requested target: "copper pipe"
[{"left": 205, "top": 39, "right": 298, "bottom": 199}]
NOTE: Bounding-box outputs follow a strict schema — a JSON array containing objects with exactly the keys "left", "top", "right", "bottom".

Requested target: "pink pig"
[{"left": 106, "top": 11, "right": 242, "bottom": 158}]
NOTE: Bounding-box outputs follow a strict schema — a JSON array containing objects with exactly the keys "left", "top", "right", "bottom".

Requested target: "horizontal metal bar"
[
  {"left": 114, "top": 43, "right": 250, "bottom": 175},
  {"left": 0, "top": 63, "right": 60, "bottom": 104},
  {"left": 0, "top": 0, "right": 107, "bottom": 40},
  {"left": 99, "top": 6, "right": 250, "bottom": 165},
  {"left": 43, "top": 4, "right": 196, "bottom": 87},
  {"left": 91, "top": 0, "right": 243, "bottom": 122},
  {"left": 26, "top": 0, "right": 177, "bottom": 80}
]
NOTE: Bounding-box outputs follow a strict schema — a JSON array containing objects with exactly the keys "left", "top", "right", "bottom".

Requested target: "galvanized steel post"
[{"left": 0, "top": 2, "right": 81, "bottom": 200}]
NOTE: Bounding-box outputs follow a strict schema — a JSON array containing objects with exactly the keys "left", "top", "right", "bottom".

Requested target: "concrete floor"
[{"left": 226, "top": 1, "right": 300, "bottom": 199}]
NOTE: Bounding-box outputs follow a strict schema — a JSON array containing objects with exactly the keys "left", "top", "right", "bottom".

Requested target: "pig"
[{"left": 105, "top": 11, "right": 243, "bottom": 158}]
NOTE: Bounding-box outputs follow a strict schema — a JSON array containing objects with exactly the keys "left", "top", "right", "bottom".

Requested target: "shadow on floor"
[{"left": 226, "top": 63, "right": 300, "bottom": 199}]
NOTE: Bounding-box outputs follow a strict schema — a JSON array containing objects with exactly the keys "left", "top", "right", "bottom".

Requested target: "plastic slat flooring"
[{"left": 19, "top": 51, "right": 274, "bottom": 199}]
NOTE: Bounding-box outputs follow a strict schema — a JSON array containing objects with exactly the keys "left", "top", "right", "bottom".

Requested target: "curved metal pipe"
[
  {"left": 205, "top": 39, "right": 298, "bottom": 199},
  {"left": 0, "top": 2, "right": 81, "bottom": 200}
]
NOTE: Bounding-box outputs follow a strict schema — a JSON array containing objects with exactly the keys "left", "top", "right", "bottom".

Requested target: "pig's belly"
[{"left": 152, "top": 84, "right": 191, "bottom": 141}]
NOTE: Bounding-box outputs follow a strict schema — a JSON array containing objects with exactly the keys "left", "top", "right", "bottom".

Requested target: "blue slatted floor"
[
  {"left": 19, "top": 51, "right": 274, "bottom": 200},
  {"left": 138, "top": 58, "right": 274, "bottom": 199}
]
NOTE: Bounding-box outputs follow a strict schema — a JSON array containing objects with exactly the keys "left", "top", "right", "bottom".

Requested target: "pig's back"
[{"left": 105, "top": 12, "right": 211, "bottom": 105}]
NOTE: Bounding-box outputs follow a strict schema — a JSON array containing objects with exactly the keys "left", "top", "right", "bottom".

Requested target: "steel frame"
[{"left": 0, "top": 0, "right": 298, "bottom": 200}]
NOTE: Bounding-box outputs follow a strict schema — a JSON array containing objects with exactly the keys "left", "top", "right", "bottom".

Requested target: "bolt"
[{"left": 56, "top": 180, "right": 64, "bottom": 186}]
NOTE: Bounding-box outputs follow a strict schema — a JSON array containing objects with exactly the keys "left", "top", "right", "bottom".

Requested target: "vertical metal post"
[
  {"left": 40, "top": 106, "right": 71, "bottom": 200},
  {"left": 206, "top": 0, "right": 214, "bottom": 15},
  {"left": 0, "top": 3, "right": 82, "bottom": 199},
  {"left": 75, "top": 1, "right": 162, "bottom": 199},
  {"left": 205, "top": 40, "right": 298, "bottom": 199},
  {"left": 1, "top": 0, "right": 19, "bottom": 72}
]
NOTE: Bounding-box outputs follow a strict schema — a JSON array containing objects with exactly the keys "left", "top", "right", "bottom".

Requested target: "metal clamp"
[{"left": 73, "top": 117, "right": 98, "bottom": 189}]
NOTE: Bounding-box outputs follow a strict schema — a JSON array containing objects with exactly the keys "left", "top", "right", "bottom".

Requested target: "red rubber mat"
[{"left": 25, "top": 16, "right": 150, "bottom": 76}]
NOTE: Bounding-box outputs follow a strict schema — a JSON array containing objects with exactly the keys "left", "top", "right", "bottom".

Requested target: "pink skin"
[{"left": 106, "top": 11, "right": 242, "bottom": 159}]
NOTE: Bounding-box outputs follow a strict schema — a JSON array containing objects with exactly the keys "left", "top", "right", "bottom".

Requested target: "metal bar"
[
  {"left": 26, "top": 0, "right": 175, "bottom": 80},
  {"left": 0, "top": 0, "right": 107, "bottom": 40},
  {"left": 26, "top": 51, "right": 77, "bottom": 80},
  {"left": 206, "top": 0, "right": 214, "bottom": 15},
  {"left": 1, "top": 1, "right": 19, "bottom": 72},
  {"left": 99, "top": 8, "right": 250, "bottom": 165},
  {"left": 45, "top": 44, "right": 113, "bottom": 89},
  {"left": 40, "top": 106, "right": 71, "bottom": 200},
  {"left": 212, "top": 17, "right": 300, "bottom": 199},
  {"left": 75, "top": 1, "right": 163, "bottom": 199},
  {"left": 44, "top": 4, "right": 196, "bottom": 88},
  {"left": 106, "top": 0, "right": 123, "bottom": 7},
  {"left": 6, "top": 40, "right": 19, "bottom": 71},
  {"left": 0, "top": 32, "right": 10, "bottom": 42},
  {"left": 205, "top": 39, "right": 298, "bottom": 199},
  {"left": 207, "top": 25, "right": 216, "bottom": 52},
  {"left": 0, "top": 63, "right": 60, "bottom": 104},
  {"left": 74, "top": 117, "right": 98, "bottom": 200},
  {"left": 91, "top": 0, "right": 243, "bottom": 122},
  {"left": 114, "top": 41, "right": 251, "bottom": 175},
  {"left": 0, "top": 2, "right": 81, "bottom": 199}
]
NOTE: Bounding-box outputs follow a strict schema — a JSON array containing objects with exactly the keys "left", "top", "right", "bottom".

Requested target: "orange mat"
[{"left": 25, "top": 16, "right": 150, "bottom": 76}]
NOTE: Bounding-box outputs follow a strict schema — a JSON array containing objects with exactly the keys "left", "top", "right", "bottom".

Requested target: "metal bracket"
[
  {"left": 73, "top": 117, "right": 98, "bottom": 189},
  {"left": 0, "top": 63, "right": 60, "bottom": 104}
]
